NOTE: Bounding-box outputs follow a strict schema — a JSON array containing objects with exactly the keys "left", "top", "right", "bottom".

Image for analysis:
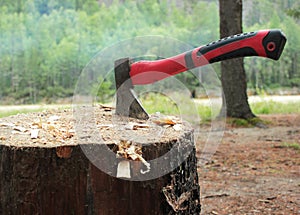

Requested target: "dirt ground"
[{"left": 197, "top": 114, "right": 300, "bottom": 215}]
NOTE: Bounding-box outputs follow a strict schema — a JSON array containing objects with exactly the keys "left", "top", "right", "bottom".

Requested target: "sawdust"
[{"left": 0, "top": 105, "right": 191, "bottom": 148}]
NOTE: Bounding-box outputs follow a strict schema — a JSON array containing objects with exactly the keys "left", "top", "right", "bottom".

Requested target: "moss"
[{"left": 228, "top": 117, "right": 269, "bottom": 128}]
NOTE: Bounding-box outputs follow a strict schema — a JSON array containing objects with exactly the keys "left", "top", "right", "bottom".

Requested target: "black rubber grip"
[
  {"left": 263, "top": 30, "right": 287, "bottom": 60},
  {"left": 198, "top": 32, "right": 257, "bottom": 56},
  {"left": 208, "top": 47, "right": 258, "bottom": 63}
]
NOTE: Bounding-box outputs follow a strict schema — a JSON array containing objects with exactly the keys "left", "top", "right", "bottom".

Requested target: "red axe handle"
[{"left": 130, "top": 29, "right": 286, "bottom": 85}]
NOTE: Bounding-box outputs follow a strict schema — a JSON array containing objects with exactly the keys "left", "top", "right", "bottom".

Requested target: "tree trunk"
[
  {"left": 219, "top": 0, "right": 255, "bottom": 119},
  {"left": 0, "top": 107, "right": 201, "bottom": 215}
]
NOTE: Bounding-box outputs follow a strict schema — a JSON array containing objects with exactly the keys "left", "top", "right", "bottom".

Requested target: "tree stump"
[{"left": 0, "top": 106, "right": 201, "bottom": 215}]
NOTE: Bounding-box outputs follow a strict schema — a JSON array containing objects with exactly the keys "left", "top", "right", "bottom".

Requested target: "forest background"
[{"left": 0, "top": 0, "right": 299, "bottom": 104}]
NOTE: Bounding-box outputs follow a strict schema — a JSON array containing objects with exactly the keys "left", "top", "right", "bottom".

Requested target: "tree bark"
[
  {"left": 0, "top": 108, "right": 201, "bottom": 215},
  {"left": 219, "top": 0, "right": 255, "bottom": 119}
]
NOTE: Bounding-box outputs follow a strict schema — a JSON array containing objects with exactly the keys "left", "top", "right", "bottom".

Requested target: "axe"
[{"left": 114, "top": 29, "right": 286, "bottom": 120}]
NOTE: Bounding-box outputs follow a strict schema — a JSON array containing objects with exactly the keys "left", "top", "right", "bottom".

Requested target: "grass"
[
  {"left": 140, "top": 93, "right": 214, "bottom": 123},
  {"left": 0, "top": 104, "right": 71, "bottom": 118},
  {"left": 1, "top": 96, "right": 299, "bottom": 121},
  {"left": 279, "top": 142, "right": 300, "bottom": 151},
  {"left": 141, "top": 94, "right": 300, "bottom": 126},
  {"left": 0, "top": 109, "right": 44, "bottom": 118},
  {"left": 250, "top": 101, "right": 300, "bottom": 115},
  {"left": 140, "top": 93, "right": 180, "bottom": 115}
]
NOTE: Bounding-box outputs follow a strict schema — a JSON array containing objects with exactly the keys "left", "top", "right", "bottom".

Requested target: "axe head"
[{"left": 114, "top": 58, "right": 149, "bottom": 120}]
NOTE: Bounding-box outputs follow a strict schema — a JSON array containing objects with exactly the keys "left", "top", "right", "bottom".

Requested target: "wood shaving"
[{"left": 116, "top": 140, "right": 151, "bottom": 174}]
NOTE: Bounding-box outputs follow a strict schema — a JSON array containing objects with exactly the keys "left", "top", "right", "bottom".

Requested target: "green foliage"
[
  {"left": 0, "top": 0, "right": 299, "bottom": 105},
  {"left": 92, "top": 78, "right": 114, "bottom": 104},
  {"left": 244, "top": 0, "right": 300, "bottom": 93},
  {"left": 0, "top": 0, "right": 220, "bottom": 104},
  {"left": 286, "top": 7, "right": 300, "bottom": 19}
]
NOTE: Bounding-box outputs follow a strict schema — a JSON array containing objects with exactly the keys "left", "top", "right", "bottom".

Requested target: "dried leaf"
[{"left": 153, "top": 118, "right": 177, "bottom": 126}]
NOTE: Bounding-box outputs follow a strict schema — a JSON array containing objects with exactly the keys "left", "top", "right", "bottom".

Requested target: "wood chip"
[
  {"left": 116, "top": 160, "right": 131, "bottom": 179},
  {"left": 258, "top": 199, "right": 271, "bottom": 203},
  {"left": 100, "top": 105, "right": 115, "bottom": 111},
  {"left": 173, "top": 124, "right": 182, "bottom": 131},
  {"left": 0, "top": 122, "right": 15, "bottom": 127},
  {"left": 48, "top": 115, "right": 61, "bottom": 122},
  {"left": 30, "top": 129, "right": 39, "bottom": 139},
  {"left": 125, "top": 122, "right": 149, "bottom": 130},
  {"left": 13, "top": 126, "right": 28, "bottom": 132},
  {"left": 32, "top": 118, "right": 43, "bottom": 129}
]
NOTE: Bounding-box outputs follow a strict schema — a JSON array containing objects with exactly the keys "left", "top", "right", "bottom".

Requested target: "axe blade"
[{"left": 114, "top": 58, "right": 149, "bottom": 120}]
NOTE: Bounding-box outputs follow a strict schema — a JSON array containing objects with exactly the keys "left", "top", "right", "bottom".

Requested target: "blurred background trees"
[{"left": 0, "top": 0, "right": 299, "bottom": 104}]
